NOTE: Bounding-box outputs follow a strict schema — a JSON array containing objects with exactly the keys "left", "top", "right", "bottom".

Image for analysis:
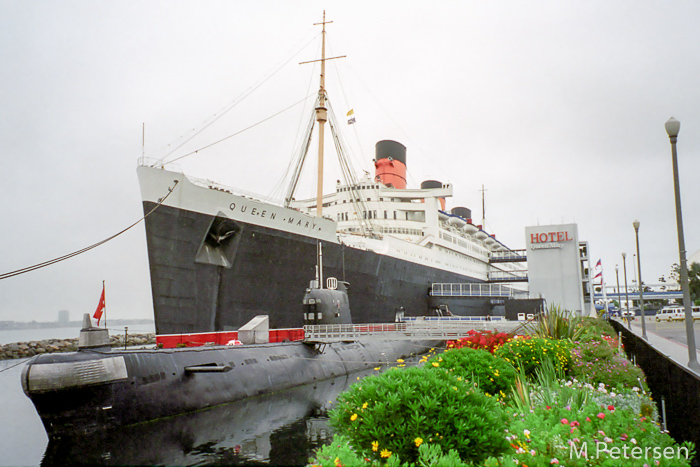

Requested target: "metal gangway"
[
  {"left": 490, "top": 249, "right": 527, "bottom": 263},
  {"left": 430, "top": 282, "right": 529, "bottom": 299},
  {"left": 487, "top": 270, "right": 529, "bottom": 283},
  {"left": 303, "top": 319, "right": 522, "bottom": 344}
]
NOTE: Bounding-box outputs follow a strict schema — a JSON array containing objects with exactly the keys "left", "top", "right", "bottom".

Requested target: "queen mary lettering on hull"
[{"left": 137, "top": 13, "right": 523, "bottom": 336}]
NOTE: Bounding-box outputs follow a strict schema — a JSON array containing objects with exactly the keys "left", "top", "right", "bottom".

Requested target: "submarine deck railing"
[{"left": 303, "top": 320, "right": 522, "bottom": 343}]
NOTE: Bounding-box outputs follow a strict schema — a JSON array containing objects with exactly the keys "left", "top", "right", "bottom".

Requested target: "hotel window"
[{"left": 384, "top": 210, "right": 388, "bottom": 219}]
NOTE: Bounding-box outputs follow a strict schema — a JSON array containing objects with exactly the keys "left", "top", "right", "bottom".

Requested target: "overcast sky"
[{"left": 1, "top": 0, "right": 699, "bottom": 323}]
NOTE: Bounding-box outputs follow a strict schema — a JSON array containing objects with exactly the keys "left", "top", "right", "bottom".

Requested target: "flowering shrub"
[
  {"left": 446, "top": 329, "right": 513, "bottom": 353},
  {"left": 328, "top": 366, "right": 508, "bottom": 464},
  {"left": 498, "top": 380, "right": 694, "bottom": 466},
  {"left": 495, "top": 337, "right": 573, "bottom": 377},
  {"left": 425, "top": 347, "right": 517, "bottom": 396},
  {"left": 570, "top": 340, "right": 647, "bottom": 390}
]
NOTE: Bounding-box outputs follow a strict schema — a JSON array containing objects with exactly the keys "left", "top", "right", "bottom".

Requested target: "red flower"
[{"left": 607, "top": 405, "right": 615, "bottom": 411}]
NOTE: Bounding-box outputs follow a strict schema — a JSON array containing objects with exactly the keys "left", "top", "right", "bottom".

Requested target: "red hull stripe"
[{"left": 156, "top": 328, "right": 305, "bottom": 348}]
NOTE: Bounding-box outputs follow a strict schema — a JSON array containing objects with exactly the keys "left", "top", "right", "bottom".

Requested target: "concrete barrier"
[{"left": 611, "top": 321, "right": 700, "bottom": 458}]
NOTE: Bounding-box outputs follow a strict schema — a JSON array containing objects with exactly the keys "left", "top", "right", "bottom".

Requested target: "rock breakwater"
[{"left": 0, "top": 333, "right": 156, "bottom": 360}]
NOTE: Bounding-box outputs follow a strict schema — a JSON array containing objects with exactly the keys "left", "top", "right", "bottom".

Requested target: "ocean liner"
[{"left": 137, "top": 14, "right": 524, "bottom": 336}]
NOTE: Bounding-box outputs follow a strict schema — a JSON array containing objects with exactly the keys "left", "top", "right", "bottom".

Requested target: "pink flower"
[
  {"left": 570, "top": 427, "right": 576, "bottom": 433},
  {"left": 597, "top": 413, "right": 605, "bottom": 419},
  {"left": 570, "top": 421, "right": 580, "bottom": 427},
  {"left": 546, "top": 405, "right": 551, "bottom": 410},
  {"left": 561, "top": 418, "right": 569, "bottom": 425},
  {"left": 585, "top": 417, "right": 591, "bottom": 422},
  {"left": 550, "top": 459, "right": 560, "bottom": 465}
]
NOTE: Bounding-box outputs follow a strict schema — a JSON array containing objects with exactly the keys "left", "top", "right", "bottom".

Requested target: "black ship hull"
[{"left": 144, "top": 202, "right": 490, "bottom": 335}]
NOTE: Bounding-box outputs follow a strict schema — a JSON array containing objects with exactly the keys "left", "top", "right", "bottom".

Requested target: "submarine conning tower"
[
  {"left": 374, "top": 140, "right": 407, "bottom": 189},
  {"left": 303, "top": 278, "right": 352, "bottom": 325}
]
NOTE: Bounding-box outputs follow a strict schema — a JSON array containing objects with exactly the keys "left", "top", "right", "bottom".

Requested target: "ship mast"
[
  {"left": 315, "top": 12, "right": 329, "bottom": 217},
  {"left": 300, "top": 11, "right": 345, "bottom": 217}
]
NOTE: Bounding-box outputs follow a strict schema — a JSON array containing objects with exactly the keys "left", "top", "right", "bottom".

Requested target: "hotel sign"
[{"left": 529, "top": 231, "right": 574, "bottom": 250}]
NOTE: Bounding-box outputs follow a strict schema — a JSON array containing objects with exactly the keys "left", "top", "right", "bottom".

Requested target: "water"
[
  {"left": 0, "top": 323, "right": 155, "bottom": 345},
  {"left": 0, "top": 352, "right": 422, "bottom": 466},
  {"left": 0, "top": 358, "right": 47, "bottom": 467}
]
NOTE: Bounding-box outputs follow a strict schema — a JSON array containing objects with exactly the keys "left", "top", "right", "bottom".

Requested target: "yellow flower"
[
  {"left": 350, "top": 413, "right": 358, "bottom": 421},
  {"left": 432, "top": 362, "right": 439, "bottom": 367},
  {"left": 372, "top": 441, "right": 379, "bottom": 452},
  {"left": 374, "top": 367, "right": 381, "bottom": 370},
  {"left": 380, "top": 449, "right": 392, "bottom": 458},
  {"left": 414, "top": 437, "right": 423, "bottom": 447},
  {"left": 362, "top": 402, "right": 368, "bottom": 409},
  {"left": 397, "top": 358, "right": 404, "bottom": 363}
]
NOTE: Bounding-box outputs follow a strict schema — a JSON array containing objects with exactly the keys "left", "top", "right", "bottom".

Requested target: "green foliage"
[
  {"left": 576, "top": 317, "right": 617, "bottom": 342},
  {"left": 308, "top": 435, "right": 471, "bottom": 467},
  {"left": 328, "top": 366, "right": 508, "bottom": 465},
  {"left": 310, "top": 434, "right": 367, "bottom": 467},
  {"left": 525, "top": 304, "right": 584, "bottom": 340},
  {"left": 424, "top": 347, "right": 517, "bottom": 396},
  {"left": 495, "top": 337, "right": 573, "bottom": 378}
]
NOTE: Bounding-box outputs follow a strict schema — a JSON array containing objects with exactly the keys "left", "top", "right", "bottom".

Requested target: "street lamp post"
[
  {"left": 633, "top": 220, "right": 647, "bottom": 340},
  {"left": 622, "top": 252, "right": 630, "bottom": 330},
  {"left": 665, "top": 117, "right": 700, "bottom": 372},
  {"left": 615, "top": 265, "right": 621, "bottom": 321}
]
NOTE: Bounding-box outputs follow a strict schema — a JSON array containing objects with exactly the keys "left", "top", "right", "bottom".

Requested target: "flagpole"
[{"left": 103, "top": 280, "right": 107, "bottom": 329}]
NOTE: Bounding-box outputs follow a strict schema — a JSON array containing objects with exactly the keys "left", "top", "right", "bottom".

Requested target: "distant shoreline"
[{"left": 0, "top": 319, "right": 154, "bottom": 331}]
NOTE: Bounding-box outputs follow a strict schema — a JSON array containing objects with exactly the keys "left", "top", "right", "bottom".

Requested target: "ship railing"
[
  {"left": 431, "top": 283, "right": 528, "bottom": 298},
  {"left": 303, "top": 320, "right": 520, "bottom": 343}
]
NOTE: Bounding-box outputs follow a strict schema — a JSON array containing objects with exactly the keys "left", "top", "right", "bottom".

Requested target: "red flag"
[{"left": 93, "top": 285, "right": 106, "bottom": 326}]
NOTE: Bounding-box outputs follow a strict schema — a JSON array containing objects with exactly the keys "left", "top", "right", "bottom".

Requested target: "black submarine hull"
[{"left": 22, "top": 338, "right": 438, "bottom": 437}]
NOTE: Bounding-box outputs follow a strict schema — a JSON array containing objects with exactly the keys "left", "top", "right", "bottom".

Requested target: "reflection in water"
[{"left": 41, "top": 368, "right": 376, "bottom": 466}]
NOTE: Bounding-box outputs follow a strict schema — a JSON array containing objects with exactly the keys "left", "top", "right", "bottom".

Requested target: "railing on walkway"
[
  {"left": 487, "top": 270, "right": 529, "bottom": 283},
  {"left": 303, "top": 320, "right": 521, "bottom": 343},
  {"left": 431, "top": 282, "right": 528, "bottom": 298},
  {"left": 490, "top": 249, "right": 527, "bottom": 263}
]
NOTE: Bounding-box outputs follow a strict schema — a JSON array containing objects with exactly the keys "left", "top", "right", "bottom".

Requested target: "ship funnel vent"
[{"left": 195, "top": 213, "right": 243, "bottom": 269}]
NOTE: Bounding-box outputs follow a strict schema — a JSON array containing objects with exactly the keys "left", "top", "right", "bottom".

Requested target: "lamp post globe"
[{"left": 665, "top": 117, "right": 680, "bottom": 137}]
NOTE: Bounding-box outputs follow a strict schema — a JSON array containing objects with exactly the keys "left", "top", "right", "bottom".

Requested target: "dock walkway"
[{"left": 614, "top": 317, "right": 700, "bottom": 376}]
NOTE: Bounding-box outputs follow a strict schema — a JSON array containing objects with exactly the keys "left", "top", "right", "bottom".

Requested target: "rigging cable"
[
  {"left": 165, "top": 95, "right": 313, "bottom": 165},
  {"left": 153, "top": 31, "right": 319, "bottom": 165},
  {"left": 0, "top": 180, "right": 179, "bottom": 281}
]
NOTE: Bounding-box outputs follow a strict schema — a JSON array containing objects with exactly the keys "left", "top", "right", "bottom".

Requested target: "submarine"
[{"left": 21, "top": 253, "right": 440, "bottom": 437}]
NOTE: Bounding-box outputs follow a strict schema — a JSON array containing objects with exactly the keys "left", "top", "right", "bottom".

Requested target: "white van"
[
  {"left": 656, "top": 306, "right": 684, "bottom": 322},
  {"left": 674, "top": 305, "right": 700, "bottom": 322}
]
